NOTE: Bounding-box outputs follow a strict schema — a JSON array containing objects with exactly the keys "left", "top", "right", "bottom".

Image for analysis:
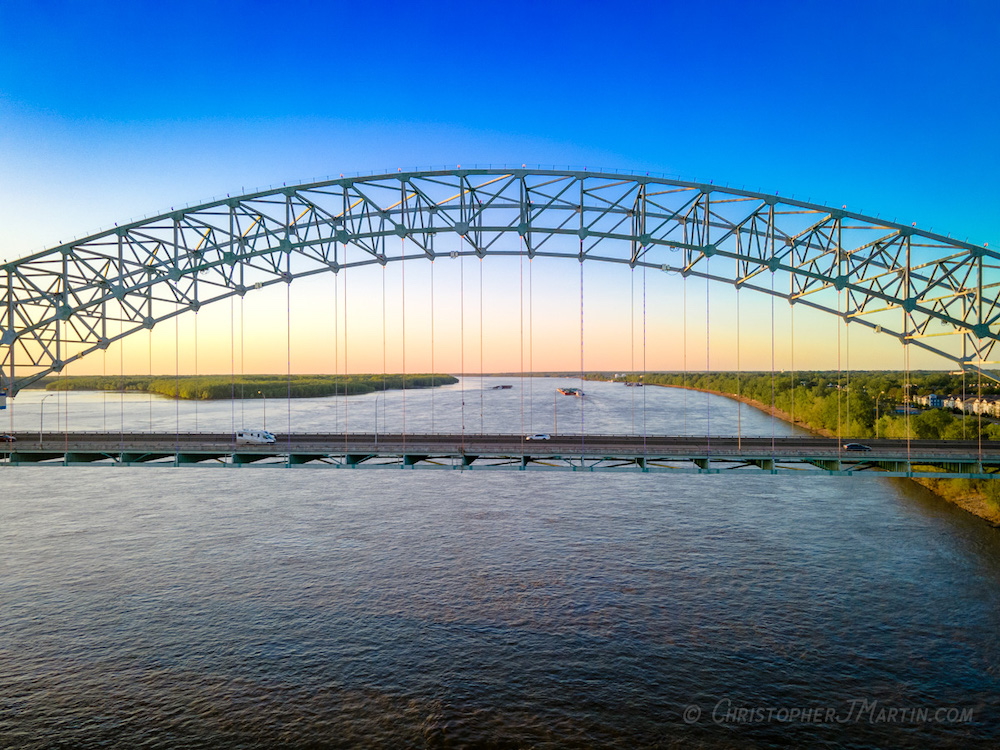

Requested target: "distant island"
[{"left": 27, "top": 374, "right": 458, "bottom": 400}]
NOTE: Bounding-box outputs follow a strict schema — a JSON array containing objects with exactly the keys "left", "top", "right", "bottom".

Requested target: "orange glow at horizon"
[{"left": 58, "top": 256, "right": 950, "bottom": 379}]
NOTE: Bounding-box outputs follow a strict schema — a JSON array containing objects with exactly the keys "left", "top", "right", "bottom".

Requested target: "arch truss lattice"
[{"left": 2, "top": 168, "right": 997, "bottom": 396}]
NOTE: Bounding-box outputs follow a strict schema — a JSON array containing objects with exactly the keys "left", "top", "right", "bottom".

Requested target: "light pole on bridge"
[
  {"left": 374, "top": 393, "right": 382, "bottom": 445},
  {"left": 875, "top": 391, "right": 886, "bottom": 439},
  {"left": 257, "top": 390, "right": 266, "bottom": 431}
]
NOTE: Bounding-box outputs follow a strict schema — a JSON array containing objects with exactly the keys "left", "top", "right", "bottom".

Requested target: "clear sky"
[{"left": 1, "top": 0, "right": 997, "bottom": 375}]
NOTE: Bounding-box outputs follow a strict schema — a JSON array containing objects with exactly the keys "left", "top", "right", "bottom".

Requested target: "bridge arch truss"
[{"left": 2, "top": 168, "right": 997, "bottom": 395}]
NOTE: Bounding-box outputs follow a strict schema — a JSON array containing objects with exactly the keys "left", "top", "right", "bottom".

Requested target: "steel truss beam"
[
  {"left": 2, "top": 168, "right": 996, "bottom": 395},
  {"left": 4, "top": 438, "right": 999, "bottom": 480}
]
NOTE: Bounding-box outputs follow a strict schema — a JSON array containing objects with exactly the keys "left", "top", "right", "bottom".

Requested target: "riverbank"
[
  {"left": 661, "top": 382, "right": 837, "bottom": 437},
  {"left": 655, "top": 382, "right": 1000, "bottom": 527},
  {"left": 28, "top": 373, "right": 459, "bottom": 400}
]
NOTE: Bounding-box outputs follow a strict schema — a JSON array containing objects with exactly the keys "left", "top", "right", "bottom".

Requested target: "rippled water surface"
[{"left": 1, "top": 379, "right": 999, "bottom": 748}]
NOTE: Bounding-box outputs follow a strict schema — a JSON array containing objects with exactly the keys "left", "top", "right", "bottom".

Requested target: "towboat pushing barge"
[{"left": 557, "top": 387, "right": 584, "bottom": 397}]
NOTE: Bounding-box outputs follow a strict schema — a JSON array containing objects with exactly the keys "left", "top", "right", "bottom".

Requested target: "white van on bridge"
[{"left": 236, "top": 429, "right": 276, "bottom": 445}]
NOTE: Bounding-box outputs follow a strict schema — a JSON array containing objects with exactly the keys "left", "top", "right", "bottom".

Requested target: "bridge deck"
[{"left": 2, "top": 433, "right": 999, "bottom": 478}]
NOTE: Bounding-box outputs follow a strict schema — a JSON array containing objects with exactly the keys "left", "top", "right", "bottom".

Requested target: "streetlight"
[
  {"left": 875, "top": 390, "right": 886, "bottom": 439},
  {"left": 257, "top": 390, "right": 266, "bottom": 431},
  {"left": 374, "top": 393, "right": 381, "bottom": 444},
  {"left": 39, "top": 393, "right": 55, "bottom": 446},
  {"left": 553, "top": 389, "right": 558, "bottom": 434}
]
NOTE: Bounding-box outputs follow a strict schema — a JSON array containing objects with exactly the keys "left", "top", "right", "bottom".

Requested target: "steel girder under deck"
[
  {"left": 3, "top": 434, "right": 1000, "bottom": 479},
  {"left": 2, "top": 451, "right": 997, "bottom": 479},
  {"left": 2, "top": 167, "right": 997, "bottom": 398}
]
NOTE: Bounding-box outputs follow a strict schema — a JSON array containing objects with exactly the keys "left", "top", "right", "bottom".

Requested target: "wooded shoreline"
[
  {"left": 25, "top": 374, "right": 459, "bottom": 400},
  {"left": 634, "top": 376, "right": 1000, "bottom": 527}
]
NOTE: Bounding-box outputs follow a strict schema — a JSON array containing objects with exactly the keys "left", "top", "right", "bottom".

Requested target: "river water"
[{"left": 1, "top": 378, "right": 998, "bottom": 748}]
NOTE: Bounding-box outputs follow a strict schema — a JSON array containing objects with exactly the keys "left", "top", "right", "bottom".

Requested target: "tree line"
[
  {"left": 33, "top": 374, "right": 458, "bottom": 400},
  {"left": 590, "top": 371, "right": 1000, "bottom": 441}
]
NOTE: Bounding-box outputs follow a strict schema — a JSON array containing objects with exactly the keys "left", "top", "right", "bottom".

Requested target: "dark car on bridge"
[
  {"left": 843, "top": 443, "right": 871, "bottom": 451},
  {"left": 0, "top": 434, "right": 16, "bottom": 442}
]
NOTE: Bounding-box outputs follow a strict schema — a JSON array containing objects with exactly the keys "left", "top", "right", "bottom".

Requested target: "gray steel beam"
[{"left": 2, "top": 169, "right": 996, "bottom": 393}]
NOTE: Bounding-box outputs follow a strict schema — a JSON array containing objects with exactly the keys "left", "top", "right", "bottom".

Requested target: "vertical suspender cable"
[
  {"left": 460, "top": 241, "right": 465, "bottom": 449},
  {"left": 240, "top": 296, "right": 245, "bottom": 429},
  {"left": 976, "top": 245, "right": 982, "bottom": 464},
  {"left": 230, "top": 297, "right": 235, "bottom": 441},
  {"left": 480, "top": 257, "right": 484, "bottom": 433},
  {"left": 148, "top": 329, "right": 153, "bottom": 432},
  {"left": 837, "top": 290, "right": 842, "bottom": 453},
  {"left": 976, "top": 346, "right": 983, "bottom": 464},
  {"left": 103, "top": 326, "right": 107, "bottom": 432},
  {"left": 529, "top": 257, "right": 533, "bottom": 432},
  {"left": 402, "top": 237, "right": 406, "bottom": 446},
  {"left": 580, "top": 182, "right": 586, "bottom": 455},
  {"left": 194, "top": 309, "right": 199, "bottom": 432},
  {"left": 978, "top": 343, "right": 983, "bottom": 464},
  {"left": 642, "top": 262, "right": 647, "bottom": 456},
  {"left": 430, "top": 256, "right": 435, "bottom": 433},
  {"left": 233, "top": 294, "right": 247, "bottom": 430},
  {"left": 838, "top": 220, "right": 843, "bottom": 457},
  {"left": 790, "top": 302, "right": 794, "bottom": 429},
  {"left": 287, "top": 280, "right": 291, "bottom": 455},
  {"left": 382, "top": 264, "right": 386, "bottom": 437},
  {"left": 580, "top": 254, "right": 585, "bottom": 457},
  {"left": 905, "top": 325, "right": 911, "bottom": 461},
  {"left": 630, "top": 266, "right": 635, "bottom": 434},
  {"left": 789, "top": 236, "right": 795, "bottom": 430},
  {"left": 67, "top": 348, "right": 71, "bottom": 446},
  {"left": 968, "top": 257, "right": 977, "bottom": 458},
  {"left": 737, "top": 286, "right": 741, "bottom": 450},
  {"left": 735, "top": 232, "right": 743, "bottom": 446},
  {"left": 962, "top": 364, "right": 967, "bottom": 439},
  {"left": 120, "top": 310, "right": 124, "bottom": 452},
  {"left": 519, "top": 237, "right": 524, "bottom": 442},
  {"left": 344, "top": 248, "right": 349, "bottom": 451},
  {"left": 904, "top": 245, "right": 911, "bottom": 463},
  {"left": 706, "top": 260, "right": 711, "bottom": 452},
  {"left": 769, "top": 211, "right": 775, "bottom": 460},
  {"left": 286, "top": 201, "right": 292, "bottom": 455},
  {"left": 57, "top": 339, "right": 62, "bottom": 438},
  {"left": 771, "top": 270, "right": 776, "bottom": 458},
  {"left": 56, "top": 341, "right": 61, "bottom": 437},
  {"left": 62, "top": 338, "right": 68, "bottom": 453},
  {"left": 683, "top": 269, "right": 688, "bottom": 434},
  {"left": 846, "top": 313, "right": 851, "bottom": 437},
  {"left": 333, "top": 265, "right": 339, "bottom": 433},
  {"left": 175, "top": 306, "right": 179, "bottom": 453},
  {"left": 704, "top": 197, "right": 710, "bottom": 456},
  {"left": 5, "top": 364, "right": 10, "bottom": 443}
]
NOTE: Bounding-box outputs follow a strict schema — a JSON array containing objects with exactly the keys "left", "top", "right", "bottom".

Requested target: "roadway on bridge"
[{"left": 9, "top": 432, "right": 1000, "bottom": 459}]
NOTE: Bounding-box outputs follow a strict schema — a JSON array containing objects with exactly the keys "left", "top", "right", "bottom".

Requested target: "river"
[{"left": 1, "top": 377, "right": 998, "bottom": 748}]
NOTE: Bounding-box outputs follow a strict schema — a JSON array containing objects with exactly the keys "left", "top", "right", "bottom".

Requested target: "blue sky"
[{"left": 0, "top": 0, "right": 997, "bottom": 372}]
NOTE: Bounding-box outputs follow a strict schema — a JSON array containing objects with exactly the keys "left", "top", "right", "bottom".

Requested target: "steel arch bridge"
[{"left": 1, "top": 167, "right": 997, "bottom": 397}]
